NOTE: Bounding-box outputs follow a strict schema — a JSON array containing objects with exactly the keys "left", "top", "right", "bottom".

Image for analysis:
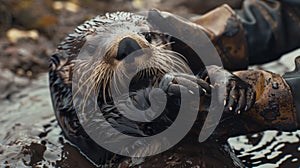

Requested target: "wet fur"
[{"left": 49, "top": 12, "right": 192, "bottom": 165}]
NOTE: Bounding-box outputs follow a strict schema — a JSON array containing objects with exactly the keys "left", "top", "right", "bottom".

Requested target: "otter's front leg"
[
  {"left": 109, "top": 74, "right": 212, "bottom": 136},
  {"left": 159, "top": 73, "right": 211, "bottom": 98},
  {"left": 203, "top": 65, "right": 299, "bottom": 137},
  {"left": 200, "top": 65, "right": 256, "bottom": 115},
  {"left": 229, "top": 68, "right": 299, "bottom": 135}
]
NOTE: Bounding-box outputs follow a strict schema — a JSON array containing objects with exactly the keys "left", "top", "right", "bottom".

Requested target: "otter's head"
[
  {"left": 50, "top": 11, "right": 202, "bottom": 165},
  {"left": 69, "top": 12, "right": 191, "bottom": 105}
]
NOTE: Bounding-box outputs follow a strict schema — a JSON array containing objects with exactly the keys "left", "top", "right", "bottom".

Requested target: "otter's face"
[
  {"left": 50, "top": 12, "right": 200, "bottom": 165},
  {"left": 74, "top": 30, "right": 190, "bottom": 104},
  {"left": 52, "top": 12, "right": 193, "bottom": 106}
]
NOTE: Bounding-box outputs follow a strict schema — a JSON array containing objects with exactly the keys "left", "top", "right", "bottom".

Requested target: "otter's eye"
[
  {"left": 86, "top": 44, "right": 97, "bottom": 56},
  {"left": 144, "top": 33, "right": 152, "bottom": 43}
]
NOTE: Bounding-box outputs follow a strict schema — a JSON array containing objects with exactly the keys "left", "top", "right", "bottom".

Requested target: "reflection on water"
[
  {"left": 0, "top": 73, "right": 300, "bottom": 167},
  {"left": 228, "top": 130, "right": 300, "bottom": 167},
  {"left": 0, "top": 73, "right": 95, "bottom": 167}
]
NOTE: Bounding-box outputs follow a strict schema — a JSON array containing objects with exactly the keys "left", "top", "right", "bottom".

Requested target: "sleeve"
[
  {"left": 237, "top": 0, "right": 300, "bottom": 64},
  {"left": 283, "top": 56, "right": 300, "bottom": 125},
  {"left": 192, "top": 0, "right": 300, "bottom": 68}
]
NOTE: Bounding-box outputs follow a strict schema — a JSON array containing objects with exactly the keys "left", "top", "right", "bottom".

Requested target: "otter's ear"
[
  {"left": 49, "top": 52, "right": 60, "bottom": 70},
  {"left": 49, "top": 51, "right": 69, "bottom": 71}
]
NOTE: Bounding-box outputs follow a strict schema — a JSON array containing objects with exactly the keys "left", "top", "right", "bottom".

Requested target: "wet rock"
[
  {"left": 0, "top": 36, "right": 53, "bottom": 78},
  {"left": 6, "top": 28, "right": 39, "bottom": 44},
  {"left": 1, "top": 0, "right": 57, "bottom": 33},
  {"left": 0, "top": 69, "right": 29, "bottom": 100},
  {"left": 52, "top": 1, "right": 80, "bottom": 13},
  {"left": 0, "top": 2, "right": 11, "bottom": 36},
  {"left": 0, "top": 73, "right": 95, "bottom": 167}
]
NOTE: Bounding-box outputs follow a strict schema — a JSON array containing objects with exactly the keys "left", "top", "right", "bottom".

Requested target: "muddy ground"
[{"left": 0, "top": 0, "right": 300, "bottom": 167}]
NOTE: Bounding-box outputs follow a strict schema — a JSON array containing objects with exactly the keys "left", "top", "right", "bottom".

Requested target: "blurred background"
[
  {"left": 0, "top": 0, "right": 299, "bottom": 167},
  {"left": 0, "top": 0, "right": 244, "bottom": 79}
]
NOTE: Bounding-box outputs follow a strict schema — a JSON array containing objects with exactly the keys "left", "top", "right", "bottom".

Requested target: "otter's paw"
[
  {"left": 159, "top": 73, "right": 211, "bottom": 98},
  {"left": 199, "top": 66, "right": 256, "bottom": 114},
  {"left": 225, "top": 76, "right": 256, "bottom": 114}
]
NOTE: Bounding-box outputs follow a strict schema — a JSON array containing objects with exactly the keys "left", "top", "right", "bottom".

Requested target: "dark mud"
[
  {"left": 0, "top": 73, "right": 96, "bottom": 167},
  {"left": 0, "top": 0, "right": 300, "bottom": 167},
  {"left": 1, "top": 73, "right": 300, "bottom": 167}
]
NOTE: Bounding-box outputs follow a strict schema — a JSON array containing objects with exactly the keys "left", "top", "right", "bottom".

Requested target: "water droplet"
[{"left": 292, "top": 158, "right": 298, "bottom": 162}]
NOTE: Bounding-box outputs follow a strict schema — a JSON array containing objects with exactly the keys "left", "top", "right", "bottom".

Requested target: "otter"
[
  {"left": 49, "top": 10, "right": 254, "bottom": 167},
  {"left": 49, "top": 9, "right": 299, "bottom": 167}
]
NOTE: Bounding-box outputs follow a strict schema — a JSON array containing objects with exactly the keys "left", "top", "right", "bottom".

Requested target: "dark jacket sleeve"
[
  {"left": 192, "top": 0, "right": 300, "bottom": 68},
  {"left": 237, "top": 0, "right": 300, "bottom": 64}
]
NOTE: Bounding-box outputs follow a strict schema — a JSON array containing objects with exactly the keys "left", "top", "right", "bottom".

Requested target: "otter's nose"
[{"left": 116, "top": 37, "right": 143, "bottom": 63}]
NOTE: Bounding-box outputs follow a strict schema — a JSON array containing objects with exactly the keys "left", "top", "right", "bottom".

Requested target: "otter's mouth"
[{"left": 129, "top": 68, "right": 166, "bottom": 92}]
